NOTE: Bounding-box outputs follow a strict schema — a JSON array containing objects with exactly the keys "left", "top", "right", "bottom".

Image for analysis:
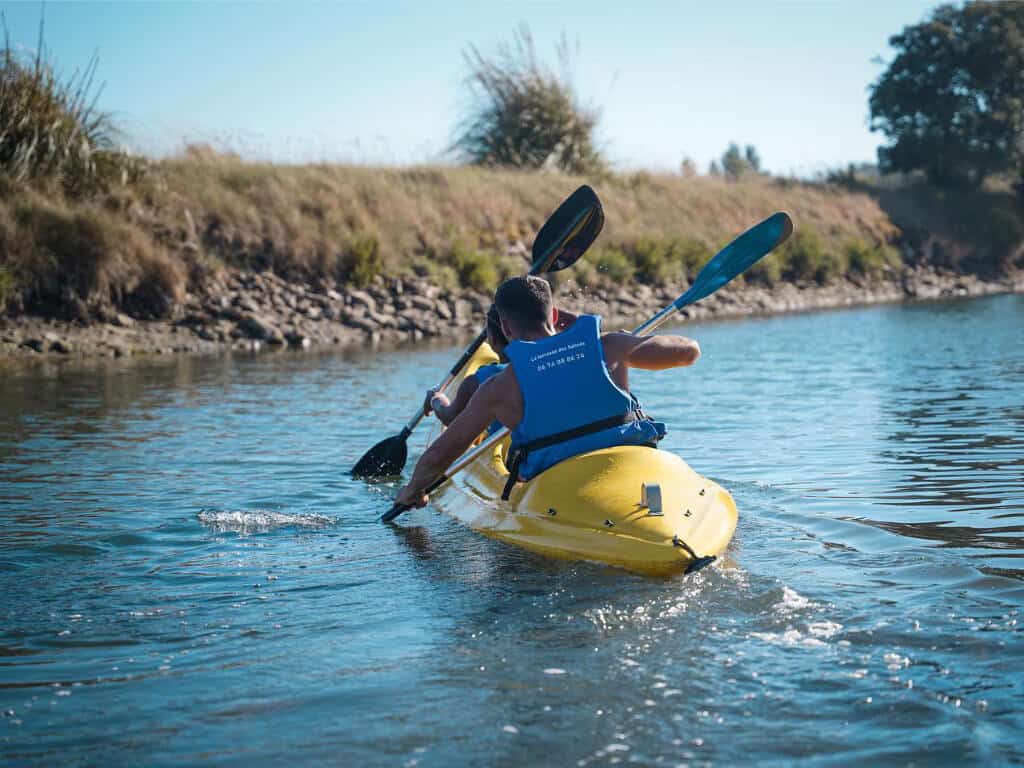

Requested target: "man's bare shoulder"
[{"left": 478, "top": 365, "right": 517, "bottom": 399}]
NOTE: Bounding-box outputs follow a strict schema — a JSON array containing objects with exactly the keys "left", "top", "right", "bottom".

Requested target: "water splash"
[{"left": 196, "top": 509, "right": 334, "bottom": 534}]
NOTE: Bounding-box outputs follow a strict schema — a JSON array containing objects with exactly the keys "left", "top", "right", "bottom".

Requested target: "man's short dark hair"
[{"left": 494, "top": 276, "right": 553, "bottom": 330}]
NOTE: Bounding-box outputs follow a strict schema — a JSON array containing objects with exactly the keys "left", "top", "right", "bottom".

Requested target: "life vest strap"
[{"left": 501, "top": 412, "right": 640, "bottom": 501}]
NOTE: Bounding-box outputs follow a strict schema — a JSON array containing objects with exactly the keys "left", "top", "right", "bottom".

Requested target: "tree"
[
  {"left": 744, "top": 144, "right": 761, "bottom": 173},
  {"left": 869, "top": 2, "right": 1024, "bottom": 189},
  {"left": 720, "top": 142, "right": 763, "bottom": 180},
  {"left": 679, "top": 156, "right": 697, "bottom": 178},
  {"left": 452, "top": 25, "right": 604, "bottom": 174}
]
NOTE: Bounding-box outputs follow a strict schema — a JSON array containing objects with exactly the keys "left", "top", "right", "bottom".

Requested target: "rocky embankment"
[{"left": 1, "top": 267, "right": 1021, "bottom": 361}]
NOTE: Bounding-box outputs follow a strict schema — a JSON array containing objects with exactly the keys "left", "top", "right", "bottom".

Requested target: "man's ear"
[{"left": 501, "top": 318, "right": 513, "bottom": 339}]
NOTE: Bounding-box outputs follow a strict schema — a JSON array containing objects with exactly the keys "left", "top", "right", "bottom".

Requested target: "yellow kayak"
[{"left": 430, "top": 346, "right": 738, "bottom": 577}]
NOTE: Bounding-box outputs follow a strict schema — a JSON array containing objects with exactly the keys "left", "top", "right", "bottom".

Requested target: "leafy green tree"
[
  {"left": 453, "top": 26, "right": 604, "bottom": 174},
  {"left": 869, "top": 2, "right": 1024, "bottom": 189}
]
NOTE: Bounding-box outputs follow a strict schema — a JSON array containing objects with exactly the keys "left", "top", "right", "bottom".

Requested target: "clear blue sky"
[{"left": 1, "top": 1, "right": 938, "bottom": 175}]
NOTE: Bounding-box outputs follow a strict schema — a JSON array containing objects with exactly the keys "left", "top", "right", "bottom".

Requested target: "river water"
[{"left": 1, "top": 294, "right": 1022, "bottom": 766}]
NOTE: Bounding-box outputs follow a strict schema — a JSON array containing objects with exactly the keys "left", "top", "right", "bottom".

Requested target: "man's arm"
[
  {"left": 397, "top": 379, "right": 500, "bottom": 508},
  {"left": 604, "top": 332, "right": 701, "bottom": 370},
  {"left": 423, "top": 377, "right": 479, "bottom": 425}
]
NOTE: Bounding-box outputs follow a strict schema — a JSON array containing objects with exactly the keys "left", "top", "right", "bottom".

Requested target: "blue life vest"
[
  {"left": 473, "top": 363, "right": 506, "bottom": 436},
  {"left": 474, "top": 363, "right": 505, "bottom": 385},
  {"left": 504, "top": 314, "right": 665, "bottom": 484}
]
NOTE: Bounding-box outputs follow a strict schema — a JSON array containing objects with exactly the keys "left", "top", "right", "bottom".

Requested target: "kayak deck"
[{"left": 434, "top": 440, "right": 738, "bottom": 577}]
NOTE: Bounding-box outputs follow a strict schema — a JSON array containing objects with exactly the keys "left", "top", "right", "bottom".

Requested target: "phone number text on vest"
[{"left": 529, "top": 341, "right": 587, "bottom": 373}]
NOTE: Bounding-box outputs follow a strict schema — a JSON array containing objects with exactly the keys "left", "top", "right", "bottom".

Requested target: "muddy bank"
[{"left": 1, "top": 267, "right": 1021, "bottom": 362}]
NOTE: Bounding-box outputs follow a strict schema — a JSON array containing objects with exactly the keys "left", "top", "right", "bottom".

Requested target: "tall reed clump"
[
  {"left": 453, "top": 25, "right": 605, "bottom": 175},
  {"left": 0, "top": 16, "right": 177, "bottom": 318},
  {"left": 0, "top": 17, "right": 145, "bottom": 196}
]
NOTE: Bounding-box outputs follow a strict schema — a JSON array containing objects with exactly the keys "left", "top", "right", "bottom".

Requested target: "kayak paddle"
[
  {"left": 351, "top": 185, "right": 605, "bottom": 478},
  {"left": 379, "top": 210, "right": 793, "bottom": 522}
]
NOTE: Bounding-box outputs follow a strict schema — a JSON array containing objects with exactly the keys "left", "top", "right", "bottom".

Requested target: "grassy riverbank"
[{"left": 1, "top": 154, "right": 1022, "bottom": 325}]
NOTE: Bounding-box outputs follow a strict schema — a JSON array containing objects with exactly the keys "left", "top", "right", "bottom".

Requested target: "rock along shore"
[{"left": 1, "top": 267, "right": 1021, "bottom": 362}]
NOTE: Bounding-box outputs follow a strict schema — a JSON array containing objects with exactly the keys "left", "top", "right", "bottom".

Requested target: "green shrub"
[
  {"left": 496, "top": 252, "right": 528, "bottom": 283},
  {"left": 569, "top": 258, "right": 600, "bottom": 288},
  {"left": 632, "top": 238, "right": 671, "bottom": 283},
  {"left": 780, "top": 228, "right": 848, "bottom": 284},
  {"left": 592, "top": 247, "right": 632, "bottom": 282},
  {"left": 448, "top": 242, "right": 498, "bottom": 291},
  {"left": 745, "top": 253, "right": 782, "bottom": 285},
  {"left": 411, "top": 257, "right": 458, "bottom": 292},
  {"left": 414, "top": 239, "right": 500, "bottom": 292},
  {"left": 844, "top": 237, "right": 899, "bottom": 277},
  {"left": 341, "top": 235, "right": 382, "bottom": 287},
  {"left": 630, "top": 237, "right": 711, "bottom": 284},
  {"left": 668, "top": 238, "right": 712, "bottom": 279}
]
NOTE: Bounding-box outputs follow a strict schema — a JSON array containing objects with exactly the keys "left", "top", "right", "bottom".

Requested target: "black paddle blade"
[
  {"left": 351, "top": 433, "right": 408, "bottom": 478},
  {"left": 530, "top": 185, "right": 605, "bottom": 274}
]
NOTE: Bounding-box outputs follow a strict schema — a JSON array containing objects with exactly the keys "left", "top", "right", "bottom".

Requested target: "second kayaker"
[
  {"left": 397, "top": 276, "right": 701, "bottom": 508},
  {"left": 423, "top": 305, "right": 509, "bottom": 427}
]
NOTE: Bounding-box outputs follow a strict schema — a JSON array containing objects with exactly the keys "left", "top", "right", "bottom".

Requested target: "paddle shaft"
[{"left": 395, "top": 329, "right": 487, "bottom": 437}]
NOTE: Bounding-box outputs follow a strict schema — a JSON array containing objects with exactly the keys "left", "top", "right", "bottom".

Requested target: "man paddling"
[
  {"left": 423, "top": 303, "right": 581, "bottom": 428},
  {"left": 396, "top": 276, "right": 701, "bottom": 508}
]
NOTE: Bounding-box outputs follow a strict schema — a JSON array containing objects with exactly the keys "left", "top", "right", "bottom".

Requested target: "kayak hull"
[{"left": 434, "top": 440, "right": 738, "bottom": 576}]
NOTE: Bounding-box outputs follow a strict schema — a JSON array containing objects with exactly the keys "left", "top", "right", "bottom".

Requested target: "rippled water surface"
[{"left": 2, "top": 295, "right": 1022, "bottom": 766}]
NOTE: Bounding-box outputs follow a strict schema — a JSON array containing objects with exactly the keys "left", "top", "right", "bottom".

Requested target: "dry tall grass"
[
  {"left": 148, "top": 157, "right": 899, "bottom": 282},
  {"left": 1, "top": 153, "right": 1017, "bottom": 320}
]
